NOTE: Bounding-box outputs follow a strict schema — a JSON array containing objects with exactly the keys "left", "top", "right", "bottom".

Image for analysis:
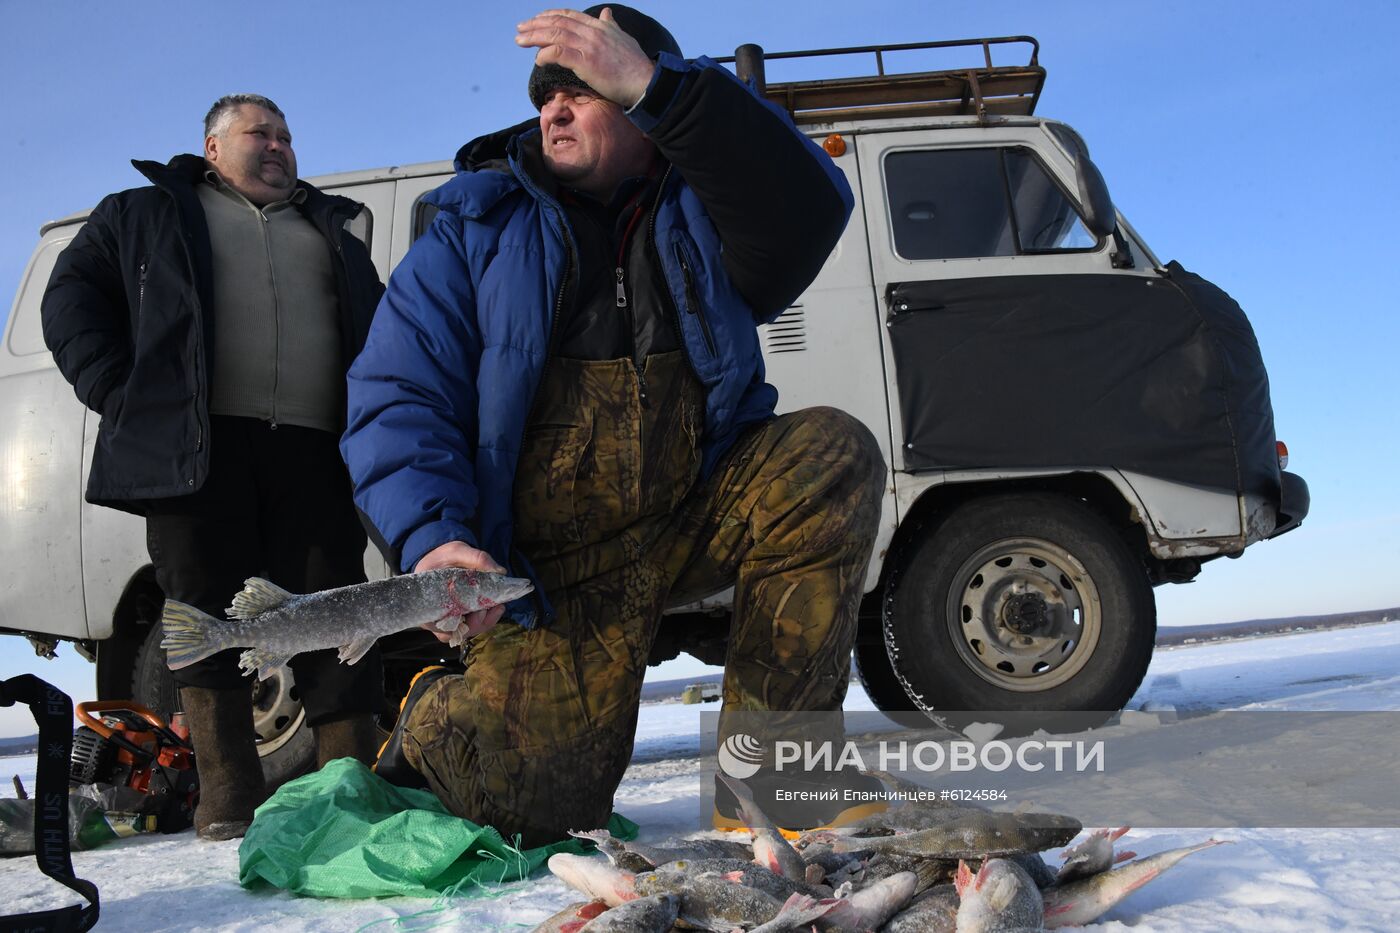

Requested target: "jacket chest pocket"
[{"left": 663, "top": 233, "right": 722, "bottom": 383}]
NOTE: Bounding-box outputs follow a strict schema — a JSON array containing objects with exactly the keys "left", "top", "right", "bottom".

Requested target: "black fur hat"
[{"left": 527, "top": 4, "right": 682, "bottom": 109}]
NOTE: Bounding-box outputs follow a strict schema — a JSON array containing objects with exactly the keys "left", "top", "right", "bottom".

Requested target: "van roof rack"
[{"left": 714, "top": 36, "right": 1043, "bottom": 125}]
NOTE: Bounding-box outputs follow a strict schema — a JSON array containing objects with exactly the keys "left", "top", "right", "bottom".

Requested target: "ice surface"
[{"left": 3, "top": 623, "right": 1399, "bottom": 931}]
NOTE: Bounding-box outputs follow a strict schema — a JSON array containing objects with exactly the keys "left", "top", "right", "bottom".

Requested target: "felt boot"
[
  {"left": 314, "top": 712, "right": 383, "bottom": 769},
  {"left": 179, "top": 685, "right": 267, "bottom": 841}
]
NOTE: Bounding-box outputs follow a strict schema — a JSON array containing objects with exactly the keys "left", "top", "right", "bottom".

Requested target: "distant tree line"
[
  {"left": 1157, "top": 606, "right": 1399, "bottom": 647},
  {"left": 0, "top": 734, "right": 39, "bottom": 757}
]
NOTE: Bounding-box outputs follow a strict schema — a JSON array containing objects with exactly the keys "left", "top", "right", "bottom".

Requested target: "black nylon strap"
[{"left": 0, "top": 675, "right": 100, "bottom": 933}]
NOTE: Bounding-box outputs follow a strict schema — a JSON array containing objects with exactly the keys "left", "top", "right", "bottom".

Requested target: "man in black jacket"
[{"left": 41, "top": 94, "right": 386, "bottom": 841}]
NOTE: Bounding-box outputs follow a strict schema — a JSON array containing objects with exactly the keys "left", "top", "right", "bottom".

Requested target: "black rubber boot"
[
  {"left": 179, "top": 685, "right": 268, "bottom": 841},
  {"left": 313, "top": 713, "right": 383, "bottom": 769},
  {"left": 373, "top": 666, "right": 451, "bottom": 790},
  {"left": 714, "top": 768, "right": 890, "bottom": 833}
]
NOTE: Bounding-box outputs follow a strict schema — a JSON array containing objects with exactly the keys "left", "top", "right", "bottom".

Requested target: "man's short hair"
[{"left": 203, "top": 94, "right": 285, "bottom": 138}]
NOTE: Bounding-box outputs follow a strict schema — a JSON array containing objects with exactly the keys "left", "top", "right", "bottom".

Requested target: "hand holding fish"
[
  {"left": 161, "top": 568, "right": 533, "bottom": 680},
  {"left": 415, "top": 541, "right": 510, "bottom": 643}
]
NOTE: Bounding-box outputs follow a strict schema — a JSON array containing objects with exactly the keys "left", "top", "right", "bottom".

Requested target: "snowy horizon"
[{"left": 4, "top": 621, "right": 1400, "bottom": 930}]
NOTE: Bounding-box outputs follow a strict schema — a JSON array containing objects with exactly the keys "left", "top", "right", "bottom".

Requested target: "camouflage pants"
[{"left": 402, "top": 352, "right": 884, "bottom": 845}]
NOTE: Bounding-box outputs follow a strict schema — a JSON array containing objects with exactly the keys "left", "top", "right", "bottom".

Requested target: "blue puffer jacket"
[{"left": 342, "top": 53, "right": 853, "bottom": 623}]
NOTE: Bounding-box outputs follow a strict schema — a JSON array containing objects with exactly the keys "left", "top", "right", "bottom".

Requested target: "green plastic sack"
[{"left": 238, "top": 758, "right": 637, "bottom": 898}]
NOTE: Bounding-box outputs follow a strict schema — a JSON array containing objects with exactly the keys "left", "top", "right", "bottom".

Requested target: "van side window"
[
  {"left": 344, "top": 205, "right": 372, "bottom": 248},
  {"left": 7, "top": 236, "right": 68, "bottom": 357},
  {"left": 1004, "top": 149, "right": 1096, "bottom": 252},
  {"left": 412, "top": 199, "right": 440, "bottom": 243},
  {"left": 884, "top": 147, "right": 1095, "bottom": 260}
]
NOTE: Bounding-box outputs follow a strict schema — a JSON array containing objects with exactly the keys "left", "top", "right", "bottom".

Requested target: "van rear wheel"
[
  {"left": 131, "top": 622, "right": 314, "bottom": 787},
  {"left": 880, "top": 493, "right": 1155, "bottom": 718}
]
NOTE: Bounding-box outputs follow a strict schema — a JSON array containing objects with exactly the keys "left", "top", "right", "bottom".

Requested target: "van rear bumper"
[{"left": 1271, "top": 471, "right": 1309, "bottom": 538}]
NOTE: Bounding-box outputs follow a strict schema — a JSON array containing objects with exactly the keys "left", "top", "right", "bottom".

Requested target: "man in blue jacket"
[{"left": 343, "top": 6, "right": 885, "bottom": 843}]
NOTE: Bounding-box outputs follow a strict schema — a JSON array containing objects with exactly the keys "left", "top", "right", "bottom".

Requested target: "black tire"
[
  {"left": 882, "top": 493, "right": 1156, "bottom": 719},
  {"left": 131, "top": 622, "right": 315, "bottom": 788},
  {"left": 854, "top": 628, "right": 915, "bottom": 710},
  {"left": 131, "top": 620, "right": 181, "bottom": 721}
]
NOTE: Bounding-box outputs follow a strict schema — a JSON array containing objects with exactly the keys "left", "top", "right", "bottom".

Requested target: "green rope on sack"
[
  {"left": 240, "top": 759, "right": 638, "bottom": 902},
  {"left": 350, "top": 833, "right": 620, "bottom": 932},
  {"left": 352, "top": 906, "right": 455, "bottom": 933}
]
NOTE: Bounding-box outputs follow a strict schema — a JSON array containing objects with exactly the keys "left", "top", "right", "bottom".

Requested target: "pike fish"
[
  {"left": 815, "top": 810, "right": 1081, "bottom": 860},
  {"left": 1042, "top": 839, "right": 1228, "bottom": 929},
  {"left": 569, "top": 828, "right": 754, "bottom": 872},
  {"left": 161, "top": 568, "right": 534, "bottom": 680}
]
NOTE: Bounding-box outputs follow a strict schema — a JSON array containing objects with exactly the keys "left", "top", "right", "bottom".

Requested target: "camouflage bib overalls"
[{"left": 400, "top": 349, "right": 883, "bottom": 845}]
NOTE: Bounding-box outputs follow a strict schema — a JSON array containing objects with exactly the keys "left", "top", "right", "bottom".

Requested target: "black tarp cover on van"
[{"left": 885, "top": 261, "right": 1281, "bottom": 500}]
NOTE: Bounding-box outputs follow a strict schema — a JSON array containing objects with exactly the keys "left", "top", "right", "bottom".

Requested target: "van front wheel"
[{"left": 881, "top": 494, "right": 1155, "bottom": 714}]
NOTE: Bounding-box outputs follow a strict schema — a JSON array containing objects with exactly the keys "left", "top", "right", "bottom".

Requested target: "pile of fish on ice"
[
  {"left": 537, "top": 773, "right": 1225, "bottom": 931},
  {"left": 151, "top": 569, "right": 1225, "bottom": 929}
]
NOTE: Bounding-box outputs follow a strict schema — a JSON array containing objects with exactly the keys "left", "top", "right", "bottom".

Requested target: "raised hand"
[{"left": 516, "top": 7, "right": 655, "bottom": 106}]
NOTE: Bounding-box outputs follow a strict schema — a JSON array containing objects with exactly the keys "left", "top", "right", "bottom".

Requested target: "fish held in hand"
[{"left": 161, "top": 568, "right": 533, "bottom": 681}]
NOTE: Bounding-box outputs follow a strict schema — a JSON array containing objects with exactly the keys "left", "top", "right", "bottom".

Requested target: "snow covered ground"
[{"left": 4, "top": 622, "right": 1400, "bottom": 931}]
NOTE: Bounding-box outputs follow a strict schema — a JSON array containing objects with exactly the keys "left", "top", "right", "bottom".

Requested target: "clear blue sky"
[{"left": 2, "top": 0, "right": 1398, "bottom": 734}]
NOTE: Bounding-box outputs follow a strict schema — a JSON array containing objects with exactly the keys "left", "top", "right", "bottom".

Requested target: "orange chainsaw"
[{"left": 69, "top": 701, "right": 199, "bottom": 832}]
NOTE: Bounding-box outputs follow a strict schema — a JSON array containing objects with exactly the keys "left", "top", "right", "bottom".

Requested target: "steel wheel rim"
[
  {"left": 945, "top": 536, "right": 1101, "bottom": 692},
  {"left": 250, "top": 666, "right": 305, "bottom": 756}
]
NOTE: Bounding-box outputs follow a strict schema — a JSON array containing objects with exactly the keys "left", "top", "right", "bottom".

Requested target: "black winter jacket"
[{"left": 41, "top": 154, "right": 383, "bottom": 514}]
